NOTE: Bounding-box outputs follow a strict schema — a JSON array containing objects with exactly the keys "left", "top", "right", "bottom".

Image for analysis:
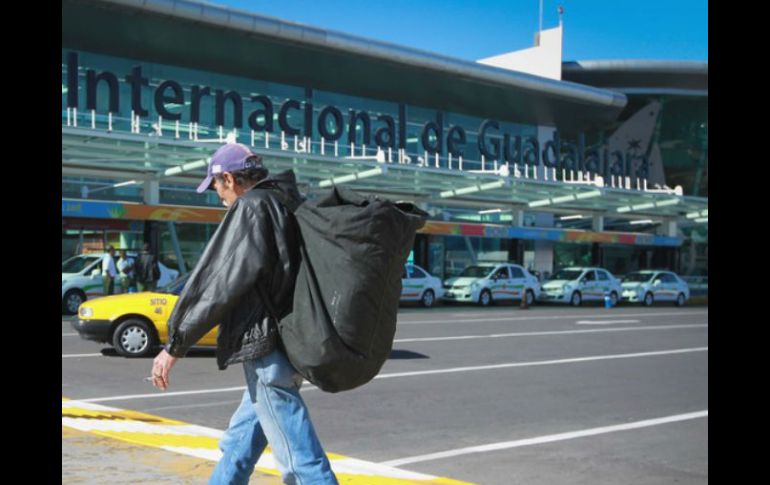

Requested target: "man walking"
[
  {"left": 135, "top": 243, "right": 161, "bottom": 292},
  {"left": 149, "top": 143, "right": 338, "bottom": 485},
  {"left": 116, "top": 249, "right": 135, "bottom": 293},
  {"left": 101, "top": 245, "right": 118, "bottom": 296}
]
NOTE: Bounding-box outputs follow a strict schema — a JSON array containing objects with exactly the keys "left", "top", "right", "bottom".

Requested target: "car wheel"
[
  {"left": 570, "top": 291, "right": 582, "bottom": 307},
  {"left": 421, "top": 289, "right": 435, "bottom": 308},
  {"left": 479, "top": 290, "right": 492, "bottom": 307},
  {"left": 675, "top": 293, "right": 686, "bottom": 307},
  {"left": 525, "top": 290, "right": 535, "bottom": 307},
  {"left": 643, "top": 292, "right": 654, "bottom": 307},
  {"left": 113, "top": 318, "right": 158, "bottom": 358},
  {"left": 609, "top": 292, "right": 618, "bottom": 307},
  {"left": 63, "top": 289, "right": 86, "bottom": 315}
]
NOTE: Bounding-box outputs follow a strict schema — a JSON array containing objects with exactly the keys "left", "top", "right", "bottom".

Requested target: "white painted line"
[
  {"left": 62, "top": 353, "right": 103, "bottom": 358},
  {"left": 397, "top": 311, "right": 708, "bottom": 325},
  {"left": 576, "top": 319, "right": 641, "bottom": 325},
  {"left": 75, "top": 346, "right": 707, "bottom": 403},
  {"left": 62, "top": 333, "right": 79, "bottom": 336},
  {"left": 376, "top": 347, "right": 707, "bottom": 379},
  {"left": 448, "top": 312, "right": 518, "bottom": 318},
  {"left": 381, "top": 410, "right": 708, "bottom": 467},
  {"left": 79, "top": 386, "right": 247, "bottom": 403},
  {"left": 143, "top": 399, "right": 245, "bottom": 412},
  {"left": 393, "top": 324, "right": 707, "bottom": 343},
  {"left": 61, "top": 419, "right": 220, "bottom": 436}
]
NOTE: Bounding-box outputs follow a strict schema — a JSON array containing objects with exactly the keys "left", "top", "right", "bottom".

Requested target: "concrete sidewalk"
[{"left": 63, "top": 426, "right": 282, "bottom": 484}]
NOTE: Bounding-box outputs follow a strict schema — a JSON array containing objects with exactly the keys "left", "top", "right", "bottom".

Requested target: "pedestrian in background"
[
  {"left": 101, "top": 245, "right": 118, "bottom": 296},
  {"left": 117, "top": 249, "right": 135, "bottom": 293},
  {"left": 135, "top": 243, "right": 161, "bottom": 292}
]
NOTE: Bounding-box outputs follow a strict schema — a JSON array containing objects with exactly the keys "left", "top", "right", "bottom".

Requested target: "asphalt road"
[{"left": 62, "top": 303, "right": 708, "bottom": 484}]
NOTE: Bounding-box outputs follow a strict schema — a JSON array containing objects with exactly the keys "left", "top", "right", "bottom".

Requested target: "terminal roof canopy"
[
  {"left": 62, "top": 127, "right": 708, "bottom": 221},
  {"left": 562, "top": 60, "right": 708, "bottom": 95}
]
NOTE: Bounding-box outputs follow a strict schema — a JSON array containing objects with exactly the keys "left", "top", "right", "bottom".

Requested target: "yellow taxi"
[{"left": 71, "top": 274, "right": 217, "bottom": 357}]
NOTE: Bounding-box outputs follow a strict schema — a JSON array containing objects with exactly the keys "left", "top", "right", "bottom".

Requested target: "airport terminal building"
[{"left": 62, "top": 0, "right": 708, "bottom": 281}]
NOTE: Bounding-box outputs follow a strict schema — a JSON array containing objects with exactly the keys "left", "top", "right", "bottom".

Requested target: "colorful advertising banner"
[
  {"left": 62, "top": 199, "right": 226, "bottom": 224},
  {"left": 419, "top": 220, "right": 681, "bottom": 247}
]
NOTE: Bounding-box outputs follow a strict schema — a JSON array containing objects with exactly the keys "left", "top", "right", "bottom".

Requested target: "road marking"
[
  {"left": 62, "top": 353, "right": 103, "bottom": 358},
  {"left": 143, "top": 399, "right": 245, "bottom": 412},
  {"left": 62, "top": 333, "right": 79, "bottom": 336},
  {"left": 381, "top": 410, "right": 708, "bottom": 467},
  {"left": 393, "top": 324, "right": 706, "bottom": 343},
  {"left": 397, "top": 311, "right": 707, "bottom": 325},
  {"left": 78, "top": 346, "right": 707, "bottom": 403},
  {"left": 62, "top": 399, "right": 472, "bottom": 484},
  {"left": 449, "top": 312, "right": 512, "bottom": 317},
  {"left": 575, "top": 319, "right": 641, "bottom": 325},
  {"left": 80, "top": 386, "right": 249, "bottom": 403},
  {"left": 376, "top": 347, "right": 707, "bottom": 379}
]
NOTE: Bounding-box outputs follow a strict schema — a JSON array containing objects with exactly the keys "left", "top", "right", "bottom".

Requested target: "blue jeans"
[{"left": 209, "top": 349, "right": 338, "bottom": 485}]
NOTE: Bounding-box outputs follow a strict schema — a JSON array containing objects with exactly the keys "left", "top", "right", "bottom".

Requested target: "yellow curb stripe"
[
  {"left": 85, "top": 431, "right": 220, "bottom": 449},
  {"left": 62, "top": 407, "right": 186, "bottom": 426},
  {"left": 62, "top": 410, "right": 181, "bottom": 426}
]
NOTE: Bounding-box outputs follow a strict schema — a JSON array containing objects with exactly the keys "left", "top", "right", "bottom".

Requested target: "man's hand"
[{"left": 151, "top": 349, "right": 178, "bottom": 391}]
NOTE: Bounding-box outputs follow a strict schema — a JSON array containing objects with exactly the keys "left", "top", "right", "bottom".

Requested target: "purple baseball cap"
[{"left": 196, "top": 143, "right": 266, "bottom": 193}]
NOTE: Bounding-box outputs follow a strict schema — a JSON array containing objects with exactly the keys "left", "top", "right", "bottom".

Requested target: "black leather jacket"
[{"left": 165, "top": 170, "right": 303, "bottom": 369}]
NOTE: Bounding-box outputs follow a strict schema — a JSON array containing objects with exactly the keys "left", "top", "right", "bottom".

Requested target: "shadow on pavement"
[{"left": 388, "top": 349, "right": 430, "bottom": 360}]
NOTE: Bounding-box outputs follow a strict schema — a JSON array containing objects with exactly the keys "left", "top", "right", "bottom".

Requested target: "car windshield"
[
  {"left": 62, "top": 256, "right": 99, "bottom": 273},
  {"left": 158, "top": 274, "right": 190, "bottom": 295},
  {"left": 459, "top": 266, "right": 495, "bottom": 278},
  {"left": 550, "top": 270, "right": 583, "bottom": 281},
  {"left": 622, "top": 272, "right": 654, "bottom": 283}
]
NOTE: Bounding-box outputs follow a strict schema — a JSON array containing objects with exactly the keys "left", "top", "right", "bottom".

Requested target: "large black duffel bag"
[{"left": 271, "top": 186, "right": 427, "bottom": 392}]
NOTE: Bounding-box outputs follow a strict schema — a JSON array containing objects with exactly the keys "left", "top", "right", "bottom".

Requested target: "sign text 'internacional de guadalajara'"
[{"left": 65, "top": 52, "right": 649, "bottom": 180}]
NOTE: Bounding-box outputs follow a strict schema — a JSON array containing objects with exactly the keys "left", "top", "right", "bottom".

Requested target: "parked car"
[
  {"left": 621, "top": 270, "right": 690, "bottom": 306},
  {"left": 442, "top": 263, "right": 541, "bottom": 307},
  {"left": 71, "top": 273, "right": 217, "bottom": 357},
  {"left": 538, "top": 267, "right": 623, "bottom": 306},
  {"left": 62, "top": 253, "right": 180, "bottom": 315},
  {"left": 400, "top": 264, "right": 444, "bottom": 307}
]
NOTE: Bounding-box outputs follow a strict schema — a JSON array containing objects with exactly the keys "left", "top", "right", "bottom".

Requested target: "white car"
[
  {"left": 442, "top": 263, "right": 541, "bottom": 307},
  {"left": 61, "top": 253, "right": 180, "bottom": 314},
  {"left": 621, "top": 270, "right": 690, "bottom": 306},
  {"left": 400, "top": 264, "right": 444, "bottom": 308},
  {"left": 539, "top": 267, "right": 623, "bottom": 306}
]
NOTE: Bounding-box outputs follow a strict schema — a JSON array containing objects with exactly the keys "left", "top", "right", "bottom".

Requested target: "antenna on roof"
[{"left": 539, "top": 0, "right": 543, "bottom": 32}]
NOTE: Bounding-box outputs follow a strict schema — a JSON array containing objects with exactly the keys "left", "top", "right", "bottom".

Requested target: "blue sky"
[{"left": 207, "top": 0, "right": 707, "bottom": 62}]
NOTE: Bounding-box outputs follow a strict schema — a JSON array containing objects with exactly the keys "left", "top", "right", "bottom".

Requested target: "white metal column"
[
  {"left": 167, "top": 221, "right": 187, "bottom": 274},
  {"left": 592, "top": 215, "right": 604, "bottom": 232},
  {"left": 463, "top": 237, "right": 477, "bottom": 265},
  {"left": 144, "top": 179, "right": 160, "bottom": 205}
]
